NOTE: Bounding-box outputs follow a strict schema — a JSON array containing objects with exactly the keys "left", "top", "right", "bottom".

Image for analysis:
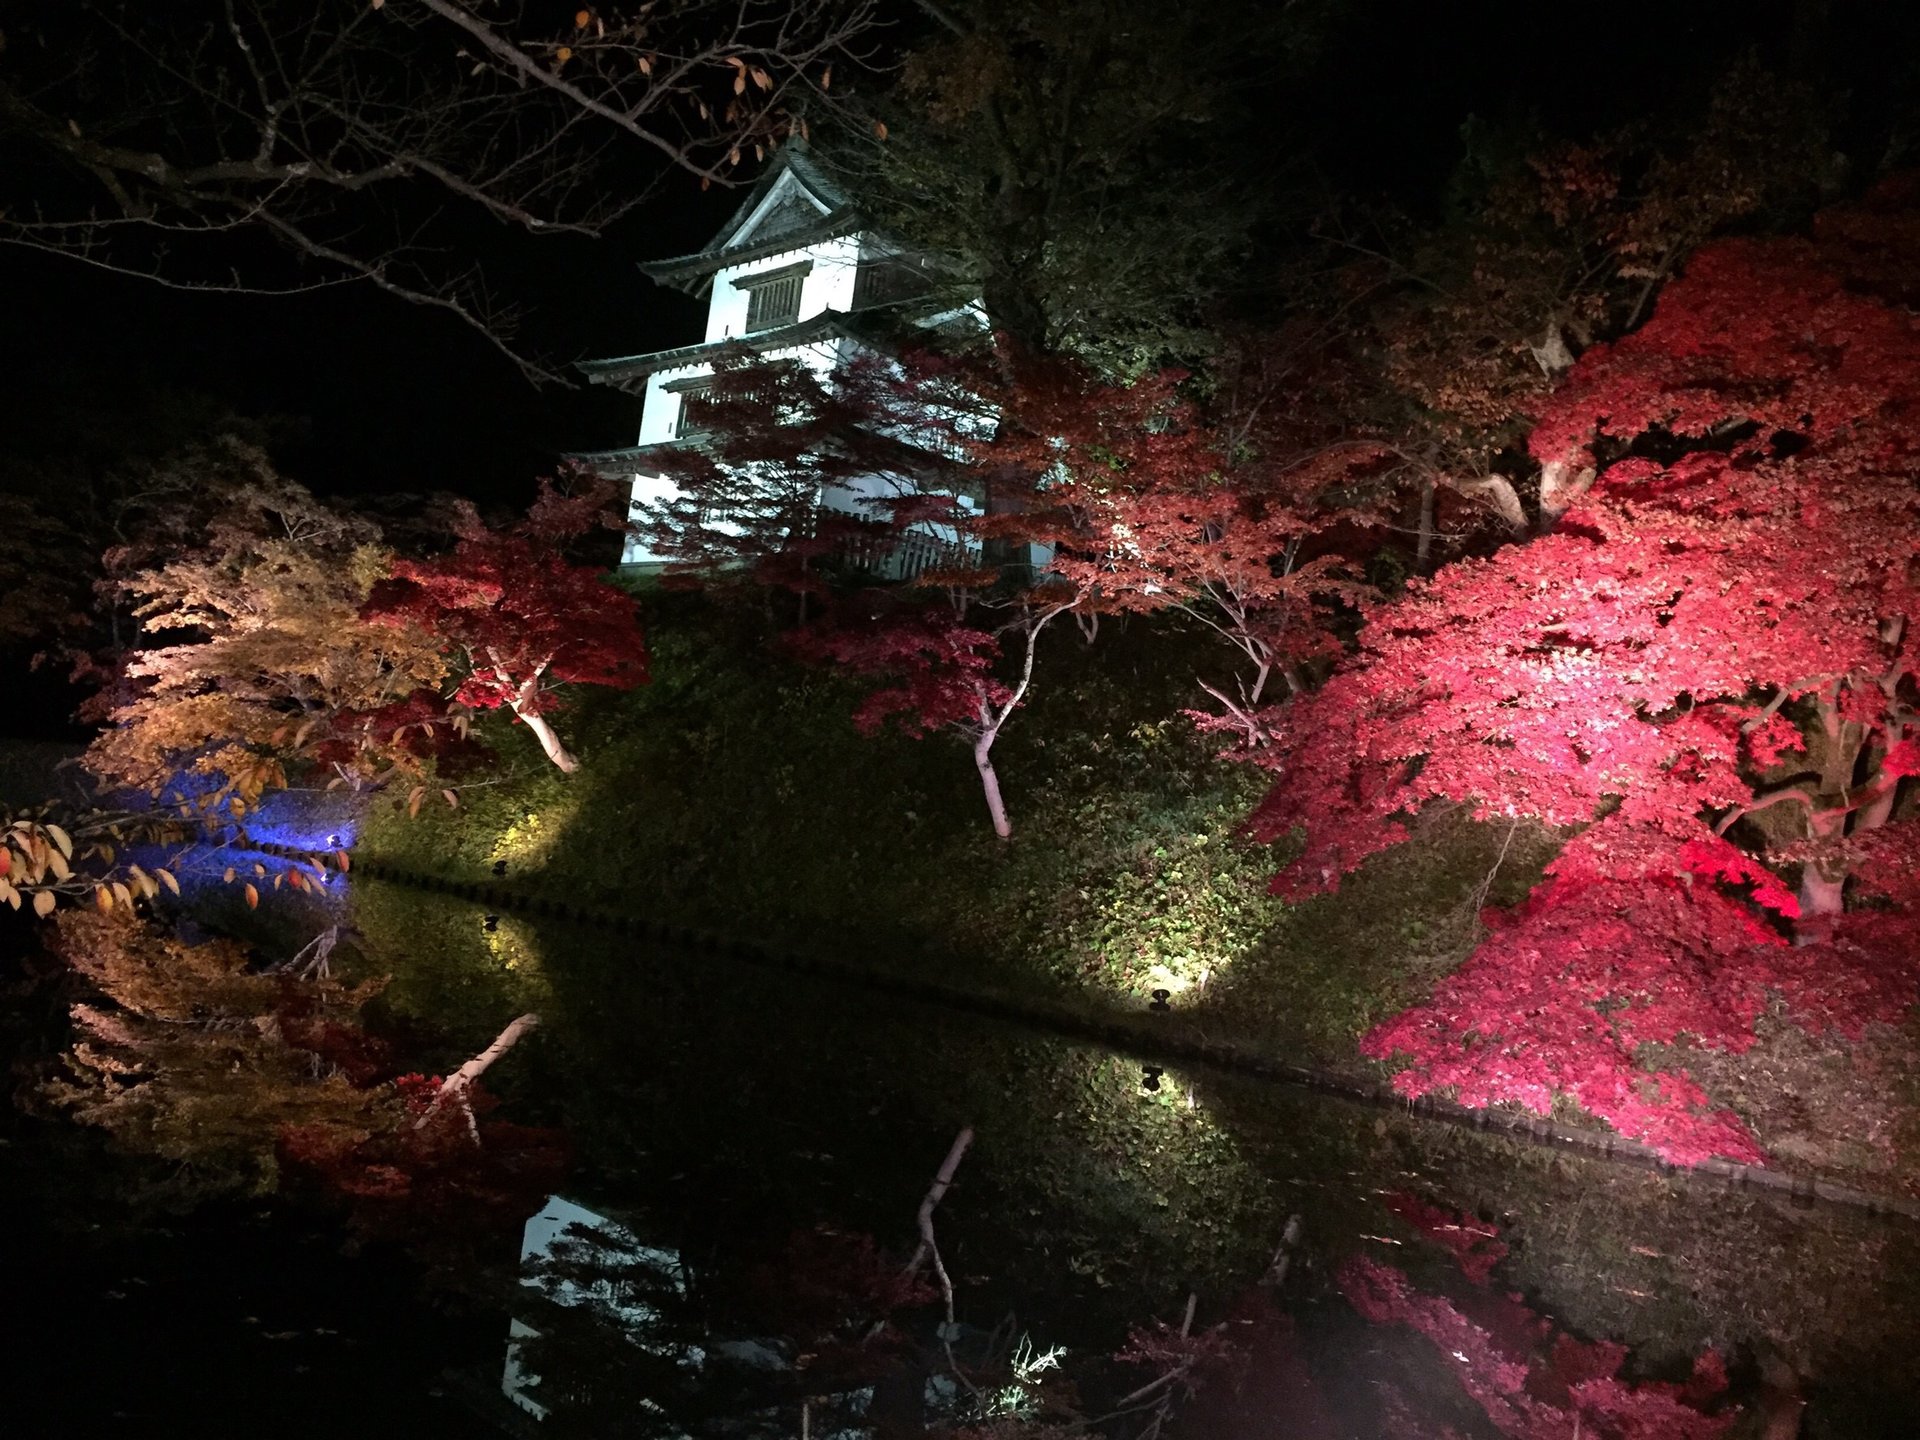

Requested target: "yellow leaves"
[
  {"left": 820, "top": 64, "right": 831, "bottom": 91},
  {"left": 408, "top": 785, "right": 427, "bottom": 819},
  {"left": 555, "top": 45, "right": 573, "bottom": 65},
  {"left": 442, "top": 789, "right": 459, "bottom": 809},
  {"left": 0, "top": 812, "right": 200, "bottom": 921},
  {"left": 637, "top": 53, "right": 654, "bottom": 76},
  {"left": 223, "top": 867, "right": 237, "bottom": 884},
  {"left": 574, "top": 8, "right": 590, "bottom": 25},
  {"left": 872, "top": 120, "right": 888, "bottom": 141},
  {"left": 334, "top": 849, "right": 352, "bottom": 873},
  {"left": 244, "top": 883, "right": 260, "bottom": 910}
]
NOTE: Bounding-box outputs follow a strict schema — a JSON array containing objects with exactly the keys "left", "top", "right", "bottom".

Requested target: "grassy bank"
[{"left": 358, "top": 597, "right": 1552, "bottom": 1061}]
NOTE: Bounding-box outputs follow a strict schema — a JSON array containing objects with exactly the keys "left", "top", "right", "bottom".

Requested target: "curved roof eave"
[{"left": 637, "top": 208, "right": 863, "bottom": 295}]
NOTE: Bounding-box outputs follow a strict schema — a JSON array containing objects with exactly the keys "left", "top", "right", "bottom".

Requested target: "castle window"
[
  {"left": 853, "top": 251, "right": 935, "bottom": 310},
  {"left": 735, "top": 261, "right": 810, "bottom": 332},
  {"left": 669, "top": 375, "right": 779, "bottom": 437}
]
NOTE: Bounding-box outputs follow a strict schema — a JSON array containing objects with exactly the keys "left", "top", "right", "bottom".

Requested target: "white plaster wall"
[
  {"left": 622, "top": 338, "right": 843, "bottom": 566},
  {"left": 621, "top": 474, "right": 680, "bottom": 565},
  {"left": 636, "top": 371, "right": 681, "bottom": 445},
  {"left": 798, "top": 232, "right": 862, "bottom": 317},
  {"left": 703, "top": 232, "right": 862, "bottom": 343}
]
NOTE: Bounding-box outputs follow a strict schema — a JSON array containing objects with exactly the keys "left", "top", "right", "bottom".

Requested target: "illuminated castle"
[{"left": 575, "top": 142, "right": 983, "bottom": 571}]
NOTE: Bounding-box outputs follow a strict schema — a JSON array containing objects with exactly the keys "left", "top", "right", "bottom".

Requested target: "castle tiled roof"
[{"left": 636, "top": 140, "right": 858, "bottom": 297}]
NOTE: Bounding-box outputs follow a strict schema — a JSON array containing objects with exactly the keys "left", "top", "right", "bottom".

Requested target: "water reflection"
[
  {"left": 505, "top": 1196, "right": 687, "bottom": 1423},
  {"left": 350, "top": 879, "right": 1920, "bottom": 1432}
]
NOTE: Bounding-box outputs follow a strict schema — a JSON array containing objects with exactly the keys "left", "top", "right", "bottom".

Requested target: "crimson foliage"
[
  {"left": 364, "top": 478, "right": 648, "bottom": 771},
  {"left": 1248, "top": 198, "right": 1920, "bottom": 1163},
  {"left": 1340, "top": 1198, "right": 1734, "bottom": 1440}
]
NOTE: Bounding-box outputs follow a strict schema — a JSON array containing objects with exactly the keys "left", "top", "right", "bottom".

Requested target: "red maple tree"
[
  {"left": 782, "top": 354, "right": 1249, "bottom": 839},
  {"left": 1246, "top": 192, "right": 1920, "bottom": 1162},
  {"left": 363, "top": 478, "right": 648, "bottom": 773},
  {"left": 797, "top": 573, "right": 1079, "bottom": 840},
  {"left": 1335, "top": 1197, "right": 1739, "bottom": 1440},
  {"left": 632, "top": 346, "right": 997, "bottom": 615},
  {"left": 1338, "top": 1256, "right": 1735, "bottom": 1440},
  {"left": 640, "top": 344, "right": 1107, "bottom": 838},
  {"left": 1041, "top": 365, "right": 1382, "bottom": 747}
]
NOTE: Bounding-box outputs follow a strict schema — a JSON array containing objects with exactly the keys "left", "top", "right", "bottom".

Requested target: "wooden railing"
[{"left": 829, "top": 522, "right": 974, "bottom": 582}]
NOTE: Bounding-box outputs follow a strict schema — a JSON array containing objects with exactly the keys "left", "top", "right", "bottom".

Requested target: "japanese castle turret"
[{"left": 576, "top": 142, "right": 975, "bottom": 569}]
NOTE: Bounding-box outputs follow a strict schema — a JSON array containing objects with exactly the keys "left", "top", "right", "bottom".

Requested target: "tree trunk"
[
  {"left": 1415, "top": 477, "right": 1437, "bottom": 574},
  {"left": 419, "top": 1012, "right": 541, "bottom": 1129},
  {"left": 513, "top": 702, "right": 580, "bottom": 773},
  {"left": 973, "top": 733, "right": 1012, "bottom": 839},
  {"left": 1796, "top": 849, "right": 1847, "bottom": 932},
  {"left": 1796, "top": 699, "right": 1859, "bottom": 940},
  {"left": 1796, "top": 798, "right": 1849, "bottom": 941},
  {"left": 1536, "top": 458, "right": 1598, "bottom": 532},
  {"left": 1247, "top": 659, "right": 1272, "bottom": 707},
  {"left": 495, "top": 660, "right": 581, "bottom": 773}
]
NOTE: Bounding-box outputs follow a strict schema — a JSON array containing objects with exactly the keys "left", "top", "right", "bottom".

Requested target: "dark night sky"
[
  {"left": 0, "top": 180, "right": 727, "bottom": 505},
  {"left": 0, "top": 0, "right": 1910, "bottom": 511}
]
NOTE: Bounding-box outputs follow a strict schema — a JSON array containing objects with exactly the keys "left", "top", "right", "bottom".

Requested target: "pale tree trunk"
[
  {"left": 418, "top": 1012, "right": 542, "bottom": 1133},
  {"left": 1804, "top": 733, "right": 1906, "bottom": 931},
  {"left": 1797, "top": 807, "right": 1848, "bottom": 936},
  {"left": 1247, "top": 657, "right": 1272, "bottom": 707},
  {"left": 1455, "top": 474, "right": 1528, "bottom": 533},
  {"left": 1415, "top": 477, "right": 1437, "bottom": 573},
  {"left": 506, "top": 668, "right": 579, "bottom": 773},
  {"left": 514, "top": 702, "right": 580, "bottom": 773},
  {"left": 1536, "top": 458, "right": 1598, "bottom": 532},
  {"left": 958, "top": 600, "right": 1075, "bottom": 841},
  {"left": 973, "top": 730, "right": 1012, "bottom": 840},
  {"left": 1796, "top": 696, "right": 1859, "bottom": 940}
]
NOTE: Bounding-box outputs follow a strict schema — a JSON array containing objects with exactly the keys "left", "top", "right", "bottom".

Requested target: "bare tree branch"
[{"left": 0, "top": 0, "right": 882, "bottom": 383}]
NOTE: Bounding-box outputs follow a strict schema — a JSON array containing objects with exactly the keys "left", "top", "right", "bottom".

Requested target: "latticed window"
[
  {"left": 674, "top": 383, "right": 718, "bottom": 438},
  {"left": 672, "top": 377, "right": 778, "bottom": 437},
  {"left": 852, "top": 252, "right": 935, "bottom": 310},
  {"left": 737, "top": 263, "right": 808, "bottom": 332}
]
